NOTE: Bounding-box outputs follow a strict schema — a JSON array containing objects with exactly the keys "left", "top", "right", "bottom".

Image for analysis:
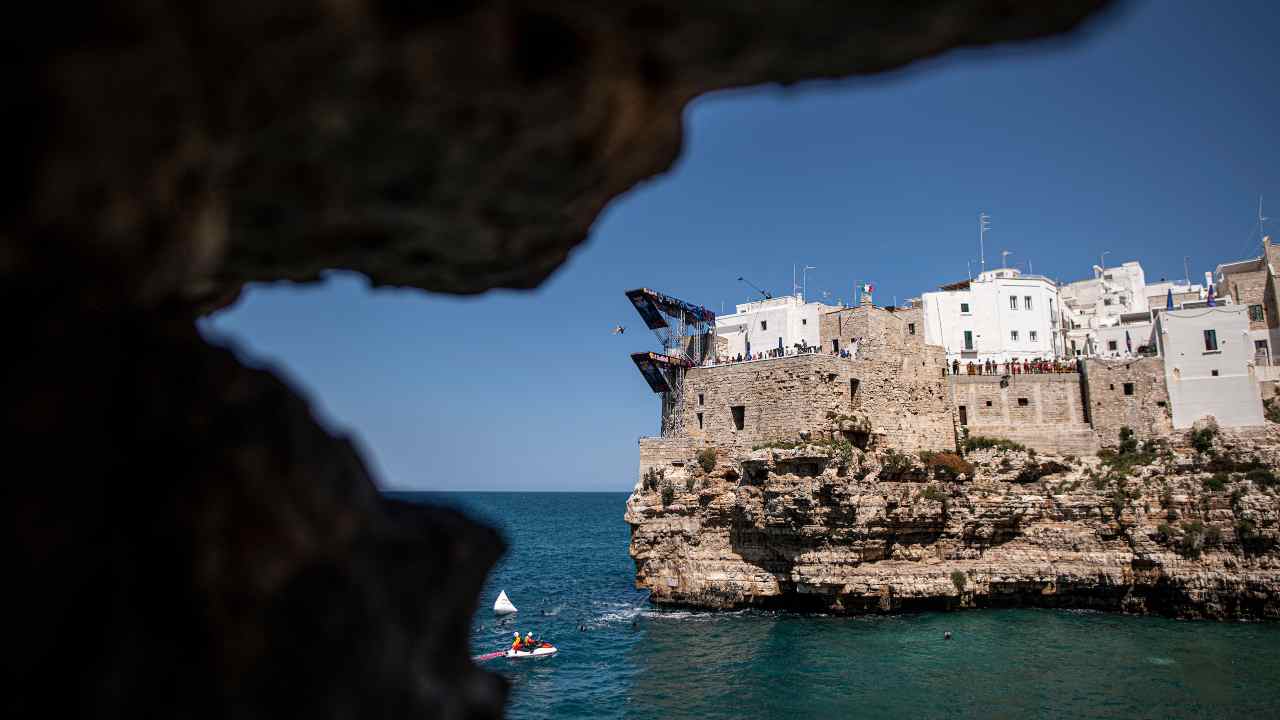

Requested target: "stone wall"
[
  {"left": 678, "top": 353, "right": 953, "bottom": 455},
  {"left": 1221, "top": 266, "right": 1268, "bottom": 331},
  {"left": 819, "top": 302, "right": 923, "bottom": 361},
  {"left": 949, "top": 374, "right": 1098, "bottom": 454},
  {"left": 637, "top": 437, "right": 703, "bottom": 489},
  {"left": 1081, "top": 358, "right": 1173, "bottom": 446}
]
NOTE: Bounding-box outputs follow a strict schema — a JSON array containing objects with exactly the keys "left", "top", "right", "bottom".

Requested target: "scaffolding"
[{"left": 625, "top": 288, "right": 716, "bottom": 436}]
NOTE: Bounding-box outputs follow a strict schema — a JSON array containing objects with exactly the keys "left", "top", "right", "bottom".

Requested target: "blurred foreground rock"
[{"left": 3, "top": 1, "right": 1111, "bottom": 717}]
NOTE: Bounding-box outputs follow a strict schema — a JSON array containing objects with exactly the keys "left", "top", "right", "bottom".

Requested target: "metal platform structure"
[{"left": 624, "top": 288, "right": 716, "bottom": 436}]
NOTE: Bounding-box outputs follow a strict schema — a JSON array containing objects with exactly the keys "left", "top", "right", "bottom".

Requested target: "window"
[
  {"left": 1103, "top": 298, "right": 1113, "bottom": 306},
  {"left": 1024, "top": 295, "right": 1033, "bottom": 310},
  {"left": 1010, "top": 330, "right": 1019, "bottom": 342},
  {"left": 696, "top": 412, "right": 703, "bottom": 429},
  {"left": 731, "top": 405, "right": 745, "bottom": 431},
  {"left": 1029, "top": 331, "right": 1038, "bottom": 342},
  {"left": 832, "top": 339, "right": 839, "bottom": 353},
  {"left": 1123, "top": 383, "right": 1134, "bottom": 396},
  {"left": 1108, "top": 340, "right": 1118, "bottom": 351},
  {"left": 960, "top": 302, "right": 971, "bottom": 314},
  {"left": 985, "top": 400, "right": 993, "bottom": 407},
  {"left": 850, "top": 379, "right": 861, "bottom": 405},
  {"left": 1010, "top": 296, "right": 1018, "bottom": 310},
  {"left": 802, "top": 318, "right": 807, "bottom": 325},
  {"left": 963, "top": 330, "right": 974, "bottom": 350},
  {"left": 1104, "top": 273, "right": 1113, "bottom": 280},
  {"left": 761, "top": 320, "right": 767, "bottom": 330},
  {"left": 958, "top": 406, "right": 968, "bottom": 426},
  {"left": 1250, "top": 304, "right": 1265, "bottom": 322},
  {"left": 1211, "top": 369, "right": 1219, "bottom": 377},
  {"left": 1204, "top": 329, "right": 1218, "bottom": 352},
  {"left": 908, "top": 322, "right": 916, "bottom": 335},
  {"left": 698, "top": 393, "right": 704, "bottom": 406},
  {"left": 1017, "top": 398, "right": 1029, "bottom": 407}
]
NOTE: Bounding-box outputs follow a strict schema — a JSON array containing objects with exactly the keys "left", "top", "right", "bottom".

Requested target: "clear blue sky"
[{"left": 203, "top": 0, "right": 1280, "bottom": 491}]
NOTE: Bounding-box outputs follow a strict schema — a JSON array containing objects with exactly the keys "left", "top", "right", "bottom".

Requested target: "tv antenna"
[
  {"left": 1261, "top": 195, "right": 1269, "bottom": 240},
  {"left": 801, "top": 265, "right": 816, "bottom": 303},
  {"left": 979, "top": 212, "right": 991, "bottom": 273},
  {"left": 738, "top": 276, "right": 772, "bottom": 300}
]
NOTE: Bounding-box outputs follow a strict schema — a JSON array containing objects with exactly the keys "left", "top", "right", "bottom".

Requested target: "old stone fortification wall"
[
  {"left": 637, "top": 437, "right": 703, "bottom": 489},
  {"left": 678, "top": 353, "right": 953, "bottom": 455},
  {"left": 1082, "top": 358, "right": 1173, "bottom": 446},
  {"left": 950, "top": 374, "right": 1098, "bottom": 454},
  {"left": 820, "top": 303, "right": 925, "bottom": 361}
]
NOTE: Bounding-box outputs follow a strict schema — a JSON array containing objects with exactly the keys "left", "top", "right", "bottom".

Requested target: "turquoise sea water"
[{"left": 390, "top": 491, "right": 1280, "bottom": 719}]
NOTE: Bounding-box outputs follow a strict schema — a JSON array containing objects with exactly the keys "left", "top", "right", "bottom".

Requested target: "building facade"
[
  {"left": 1216, "top": 236, "right": 1279, "bottom": 365},
  {"left": 921, "top": 268, "right": 1062, "bottom": 365},
  {"left": 1155, "top": 304, "right": 1264, "bottom": 429},
  {"left": 1142, "top": 279, "right": 1205, "bottom": 312},
  {"left": 714, "top": 295, "right": 834, "bottom": 359},
  {"left": 1059, "top": 261, "right": 1148, "bottom": 358}
]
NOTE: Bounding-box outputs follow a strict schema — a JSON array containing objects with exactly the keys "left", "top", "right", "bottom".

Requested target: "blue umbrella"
[
  {"left": 1166, "top": 288, "right": 1174, "bottom": 310},
  {"left": 1207, "top": 284, "right": 1216, "bottom": 307}
]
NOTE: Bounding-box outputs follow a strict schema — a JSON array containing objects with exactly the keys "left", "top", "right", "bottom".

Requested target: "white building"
[
  {"left": 921, "top": 268, "right": 1062, "bottom": 364},
  {"left": 1155, "top": 304, "right": 1264, "bottom": 429},
  {"left": 1094, "top": 312, "right": 1157, "bottom": 359},
  {"left": 1059, "top": 261, "right": 1148, "bottom": 357},
  {"left": 715, "top": 295, "right": 834, "bottom": 360}
]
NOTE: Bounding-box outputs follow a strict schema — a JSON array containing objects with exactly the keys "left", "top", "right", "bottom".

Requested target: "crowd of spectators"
[
  {"left": 945, "top": 358, "right": 1078, "bottom": 376},
  {"left": 704, "top": 343, "right": 822, "bottom": 366}
]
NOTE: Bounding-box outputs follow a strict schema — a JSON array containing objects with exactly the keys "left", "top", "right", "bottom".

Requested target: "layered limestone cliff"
[{"left": 626, "top": 426, "right": 1280, "bottom": 619}]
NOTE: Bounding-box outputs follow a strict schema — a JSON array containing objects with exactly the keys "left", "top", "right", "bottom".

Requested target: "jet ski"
[{"left": 506, "top": 642, "right": 558, "bottom": 659}]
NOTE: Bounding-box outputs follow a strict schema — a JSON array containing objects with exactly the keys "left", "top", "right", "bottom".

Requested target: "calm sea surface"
[{"left": 389, "top": 491, "right": 1280, "bottom": 719}]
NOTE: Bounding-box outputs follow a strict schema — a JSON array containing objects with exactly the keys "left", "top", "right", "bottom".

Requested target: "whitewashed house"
[
  {"left": 714, "top": 295, "right": 834, "bottom": 360},
  {"left": 1060, "top": 261, "right": 1148, "bottom": 357},
  {"left": 1155, "top": 304, "right": 1264, "bottom": 428},
  {"left": 921, "top": 268, "right": 1063, "bottom": 364}
]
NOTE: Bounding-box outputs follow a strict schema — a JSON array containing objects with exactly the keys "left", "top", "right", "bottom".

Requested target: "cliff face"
[{"left": 626, "top": 429, "right": 1280, "bottom": 619}]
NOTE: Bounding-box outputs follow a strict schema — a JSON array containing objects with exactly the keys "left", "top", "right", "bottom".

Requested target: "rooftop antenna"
[
  {"left": 1001, "top": 250, "right": 1013, "bottom": 269},
  {"left": 1028, "top": 260, "right": 1034, "bottom": 275},
  {"left": 1099, "top": 251, "right": 1110, "bottom": 277},
  {"left": 979, "top": 212, "right": 991, "bottom": 273},
  {"left": 966, "top": 260, "right": 972, "bottom": 280},
  {"left": 737, "top": 276, "right": 772, "bottom": 300},
  {"left": 801, "top": 265, "right": 816, "bottom": 303},
  {"left": 1261, "top": 195, "right": 1269, "bottom": 241},
  {"left": 1183, "top": 256, "right": 1190, "bottom": 286}
]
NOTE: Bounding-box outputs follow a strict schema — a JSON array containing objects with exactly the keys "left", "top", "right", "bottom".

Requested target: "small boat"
[
  {"left": 493, "top": 590, "right": 517, "bottom": 616},
  {"left": 506, "top": 642, "right": 558, "bottom": 659}
]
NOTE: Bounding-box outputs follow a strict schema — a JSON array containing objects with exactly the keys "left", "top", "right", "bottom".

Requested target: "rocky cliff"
[{"left": 626, "top": 426, "right": 1280, "bottom": 619}]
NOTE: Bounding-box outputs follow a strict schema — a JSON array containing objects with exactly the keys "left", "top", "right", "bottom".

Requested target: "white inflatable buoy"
[{"left": 493, "top": 590, "right": 517, "bottom": 616}]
